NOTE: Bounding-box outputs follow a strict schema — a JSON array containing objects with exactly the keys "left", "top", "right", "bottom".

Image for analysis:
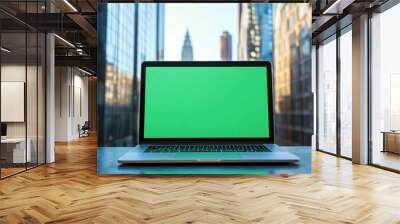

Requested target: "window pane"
[
  {"left": 318, "top": 37, "right": 337, "bottom": 154},
  {"left": 371, "top": 4, "right": 400, "bottom": 171},
  {"left": 340, "top": 29, "right": 352, "bottom": 158}
]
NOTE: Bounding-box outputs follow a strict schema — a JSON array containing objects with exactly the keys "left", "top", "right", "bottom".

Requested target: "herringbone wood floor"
[{"left": 1, "top": 135, "right": 400, "bottom": 224}]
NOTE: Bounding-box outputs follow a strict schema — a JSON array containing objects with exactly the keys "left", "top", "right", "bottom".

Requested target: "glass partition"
[
  {"left": 1, "top": 31, "right": 28, "bottom": 177},
  {"left": 0, "top": 1, "right": 46, "bottom": 179},
  {"left": 27, "top": 31, "right": 38, "bottom": 169},
  {"left": 339, "top": 28, "right": 352, "bottom": 158}
]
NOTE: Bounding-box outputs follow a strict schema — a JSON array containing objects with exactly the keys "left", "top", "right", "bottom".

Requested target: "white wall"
[
  {"left": 55, "top": 67, "right": 89, "bottom": 141},
  {"left": 1, "top": 65, "right": 33, "bottom": 138},
  {"left": 55, "top": 67, "right": 69, "bottom": 141},
  {"left": 71, "top": 72, "right": 89, "bottom": 138},
  {"left": 1, "top": 63, "right": 46, "bottom": 164}
]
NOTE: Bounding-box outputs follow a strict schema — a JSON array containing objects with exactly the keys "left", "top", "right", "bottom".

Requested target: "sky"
[{"left": 164, "top": 3, "right": 239, "bottom": 61}]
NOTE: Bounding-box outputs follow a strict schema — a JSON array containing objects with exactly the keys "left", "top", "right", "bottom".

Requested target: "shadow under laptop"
[{"left": 117, "top": 163, "right": 300, "bottom": 175}]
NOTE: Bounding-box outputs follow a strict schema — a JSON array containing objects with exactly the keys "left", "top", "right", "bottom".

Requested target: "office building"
[
  {"left": 97, "top": 3, "right": 165, "bottom": 146},
  {"left": 238, "top": 3, "right": 273, "bottom": 61},
  {"left": 220, "top": 31, "right": 232, "bottom": 61},
  {"left": 137, "top": 4, "right": 165, "bottom": 73},
  {"left": 156, "top": 4, "right": 166, "bottom": 61},
  {"left": 1, "top": 1, "right": 400, "bottom": 223},
  {"left": 256, "top": 4, "right": 273, "bottom": 61},
  {"left": 238, "top": 3, "right": 260, "bottom": 60},
  {"left": 239, "top": 3, "right": 313, "bottom": 146},
  {"left": 97, "top": 4, "right": 136, "bottom": 147},
  {"left": 273, "top": 4, "right": 313, "bottom": 146},
  {"left": 181, "top": 29, "right": 194, "bottom": 61}
]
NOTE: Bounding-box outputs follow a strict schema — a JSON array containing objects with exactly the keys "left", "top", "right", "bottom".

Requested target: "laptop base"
[{"left": 118, "top": 144, "right": 299, "bottom": 164}]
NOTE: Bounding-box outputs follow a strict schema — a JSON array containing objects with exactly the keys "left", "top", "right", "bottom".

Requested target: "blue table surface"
[{"left": 97, "top": 145, "right": 312, "bottom": 175}]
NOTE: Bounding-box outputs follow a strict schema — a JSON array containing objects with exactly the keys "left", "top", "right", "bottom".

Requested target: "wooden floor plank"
[{"left": 1, "top": 135, "right": 400, "bottom": 223}]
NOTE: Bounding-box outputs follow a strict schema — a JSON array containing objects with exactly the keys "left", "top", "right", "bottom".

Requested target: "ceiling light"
[
  {"left": 322, "top": 0, "right": 341, "bottom": 14},
  {"left": 1, "top": 47, "right": 11, "bottom": 53},
  {"left": 322, "top": 0, "right": 355, "bottom": 15},
  {"left": 54, "top": 34, "right": 75, "bottom": 48},
  {"left": 63, "top": 0, "right": 78, "bottom": 12},
  {"left": 78, "top": 67, "right": 93, "bottom": 76}
]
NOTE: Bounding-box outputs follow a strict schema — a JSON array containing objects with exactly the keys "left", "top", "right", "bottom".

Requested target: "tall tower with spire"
[{"left": 181, "top": 29, "right": 193, "bottom": 61}]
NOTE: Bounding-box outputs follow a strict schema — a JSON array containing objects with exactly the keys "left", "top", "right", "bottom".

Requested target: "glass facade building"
[
  {"left": 98, "top": 3, "right": 165, "bottom": 146},
  {"left": 256, "top": 4, "right": 273, "bottom": 61},
  {"left": 239, "top": 3, "right": 312, "bottom": 146},
  {"left": 239, "top": 3, "right": 273, "bottom": 61},
  {"left": 273, "top": 4, "right": 312, "bottom": 146},
  {"left": 137, "top": 4, "right": 161, "bottom": 75},
  {"left": 238, "top": 3, "right": 272, "bottom": 61}
]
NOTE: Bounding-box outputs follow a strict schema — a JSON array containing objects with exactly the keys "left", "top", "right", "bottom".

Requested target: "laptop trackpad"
[{"left": 175, "top": 153, "right": 241, "bottom": 161}]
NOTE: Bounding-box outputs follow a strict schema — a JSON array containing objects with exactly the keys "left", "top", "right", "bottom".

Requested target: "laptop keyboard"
[{"left": 145, "top": 145, "right": 270, "bottom": 153}]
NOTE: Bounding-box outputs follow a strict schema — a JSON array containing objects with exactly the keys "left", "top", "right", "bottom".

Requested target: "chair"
[{"left": 78, "top": 121, "right": 90, "bottom": 138}]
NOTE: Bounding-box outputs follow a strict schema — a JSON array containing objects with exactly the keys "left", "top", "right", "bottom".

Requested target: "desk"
[
  {"left": 1, "top": 138, "right": 31, "bottom": 163},
  {"left": 97, "top": 146, "right": 311, "bottom": 175},
  {"left": 382, "top": 131, "right": 400, "bottom": 154}
]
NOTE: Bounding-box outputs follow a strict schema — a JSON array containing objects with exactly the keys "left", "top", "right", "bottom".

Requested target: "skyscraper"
[
  {"left": 181, "top": 29, "right": 194, "bottom": 61},
  {"left": 98, "top": 3, "right": 165, "bottom": 147},
  {"left": 137, "top": 3, "right": 165, "bottom": 74},
  {"left": 256, "top": 4, "right": 273, "bottom": 61},
  {"left": 156, "top": 3, "right": 165, "bottom": 61},
  {"left": 238, "top": 3, "right": 312, "bottom": 146},
  {"left": 273, "top": 4, "right": 312, "bottom": 146},
  {"left": 220, "top": 31, "right": 232, "bottom": 61},
  {"left": 238, "top": 3, "right": 273, "bottom": 61}
]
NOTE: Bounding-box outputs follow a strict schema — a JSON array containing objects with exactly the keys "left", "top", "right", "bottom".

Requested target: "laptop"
[{"left": 118, "top": 61, "right": 299, "bottom": 164}]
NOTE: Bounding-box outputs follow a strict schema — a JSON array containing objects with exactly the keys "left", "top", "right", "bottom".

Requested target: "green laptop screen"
[{"left": 143, "top": 66, "right": 270, "bottom": 138}]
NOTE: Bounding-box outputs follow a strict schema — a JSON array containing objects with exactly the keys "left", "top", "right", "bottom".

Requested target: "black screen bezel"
[{"left": 139, "top": 61, "right": 274, "bottom": 144}]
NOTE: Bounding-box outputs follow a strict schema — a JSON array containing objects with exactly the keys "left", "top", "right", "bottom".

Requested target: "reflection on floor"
[
  {"left": 1, "top": 136, "right": 400, "bottom": 223},
  {"left": 0, "top": 162, "right": 41, "bottom": 178},
  {"left": 0, "top": 167, "right": 25, "bottom": 178},
  {"left": 373, "top": 150, "right": 400, "bottom": 171}
]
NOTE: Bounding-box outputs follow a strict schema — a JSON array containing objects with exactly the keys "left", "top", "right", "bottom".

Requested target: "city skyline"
[
  {"left": 164, "top": 3, "right": 238, "bottom": 61},
  {"left": 165, "top": 4, "right": 274, "bottom": 62}
]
